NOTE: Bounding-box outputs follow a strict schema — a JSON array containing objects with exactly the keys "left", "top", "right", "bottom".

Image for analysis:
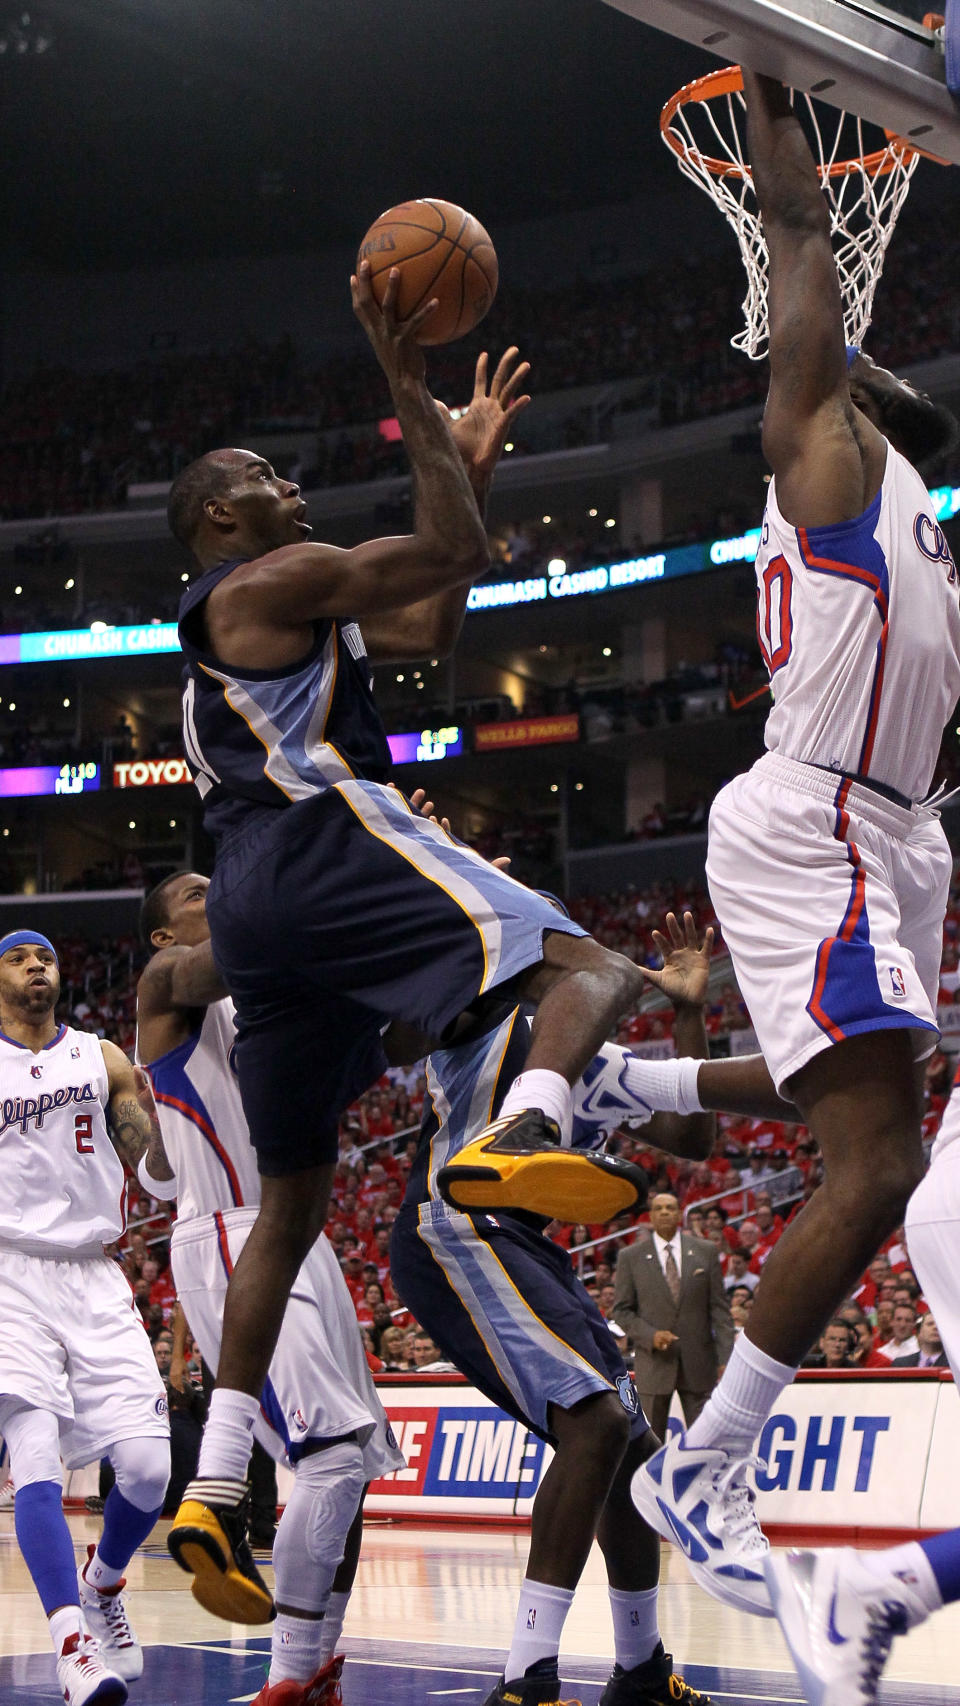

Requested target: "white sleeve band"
[
  {"left": 137, "top": 1153, "right": 178, "bottom": 1201},
  {"left": 622, "top": 1053, "right": 706, "bottom": 1116}
]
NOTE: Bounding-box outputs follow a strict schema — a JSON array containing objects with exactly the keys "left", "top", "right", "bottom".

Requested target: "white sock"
[
  {"left": 685, "top": 1334, "right": 796, "bottom": 1454},
  {"left": 499, "top": 1071, "right": 573, "bottom": 1143},
  {"left": 318, "top": 1589, "right": 350, "bottom": 1660},
  {"left": 621, "top": 1055, "right": 704, "bottom": 1116},
  {"left": 863, "top": 1542, "right": 942, "bottom": 1622},
  {"left": 49, "top": 1605, "right": 83, "bottom": 1653},
  {"left": 608, "top": 1585, "right": 660, "bottom": 1670},
  {"left": 269, "top": 1612, "right": 325, "bottom": 1684},
  {"left": 197, "top": 1388, "right": 262, "bottom": 1482},
  {"left": 505, "top": 1577, "right": 575, "bottom": 1680},
  {"left": 84, "top": 1546, "right": 122, "bottom": 1591}
]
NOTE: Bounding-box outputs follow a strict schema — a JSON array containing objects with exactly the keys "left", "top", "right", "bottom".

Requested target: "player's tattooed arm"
[{"left": 100, "top": 1039, "right": 175, "bottom": 1181}]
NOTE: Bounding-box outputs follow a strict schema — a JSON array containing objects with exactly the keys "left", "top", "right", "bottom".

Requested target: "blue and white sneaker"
[
  {"left": 764, "top": 1549, "right": 925, "bottom": 1705},
  {"left": 630, "top": 1432, "right": 772, "bottom": 1616}
]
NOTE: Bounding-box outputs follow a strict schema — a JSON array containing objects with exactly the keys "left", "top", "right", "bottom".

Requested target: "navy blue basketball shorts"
[
  {"left": 208, "top": 780, "right": 586, "bottom": 1175},
  {"left": 390, "top": 1198, "right": 649, "bottom": 1444}
]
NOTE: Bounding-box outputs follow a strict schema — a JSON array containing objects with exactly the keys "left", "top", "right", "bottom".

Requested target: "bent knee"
[{"left": 553, "top": 1390, "right": 631, "bottom": 1461}]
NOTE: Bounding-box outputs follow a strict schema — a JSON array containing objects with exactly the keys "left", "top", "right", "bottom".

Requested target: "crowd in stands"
[
  {"left": 48, "top": 859, "right": 954, "bottom": 1380},
  {"left": 0, "top": 214, "right": 956, "bottom": 522}
]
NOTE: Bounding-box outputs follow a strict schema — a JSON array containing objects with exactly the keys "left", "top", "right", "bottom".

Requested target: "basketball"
[{"left": 356, "top": 198, "right": 498, "bottom": 346}]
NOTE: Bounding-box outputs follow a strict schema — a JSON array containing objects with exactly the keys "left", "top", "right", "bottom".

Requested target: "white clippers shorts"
[
  {"left": 0, "top": 1246, "right": 169, "bottom": 1469},
  {"left": 172, "top": 1208, "right": 404, "bottom": 1478},
  {"left": 706, "top": 752, "right": 950, "bottom": 1094}
]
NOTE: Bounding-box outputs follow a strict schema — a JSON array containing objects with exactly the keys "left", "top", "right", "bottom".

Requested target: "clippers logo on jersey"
[
  {"left": 914, "top": 512, "right": 957, "bottom": 578},
  {"left": 0, "top": 1080, "right": 96, "bottom": 1137},
  {"left": 30, "top": 1064, "right": 41, "bottom": 1079}
]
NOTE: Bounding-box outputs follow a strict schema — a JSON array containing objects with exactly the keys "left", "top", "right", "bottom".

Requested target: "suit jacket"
[
  {"left": 890, "top": 1350, "right": 949, "bottom": 1367},
  {"left": 613, "top": 1231, "right": 735, "bottom": 1395}
]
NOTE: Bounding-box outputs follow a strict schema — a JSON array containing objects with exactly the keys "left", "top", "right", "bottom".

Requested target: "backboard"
[{"left": 599, "top": 0, "right": 960, "bottom": 164}]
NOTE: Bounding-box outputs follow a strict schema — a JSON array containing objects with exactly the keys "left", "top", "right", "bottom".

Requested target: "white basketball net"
[{"left": 662, "top": 69, "right": 921, "bottom": 360}]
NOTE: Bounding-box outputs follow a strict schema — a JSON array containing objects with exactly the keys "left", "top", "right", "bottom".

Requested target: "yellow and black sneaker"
[
  {"left": 482, "top": 1658, "right": 581, "bottom": 1706},
  {"left": 437, "top": 1109, "right": 647, "bottom": 1224},
  {"left": 599, "top": 1645, "right": 714, "bottom": 1705},
  {"left": 167, "top": 1477, "right": 275, "bottom": 1624}
]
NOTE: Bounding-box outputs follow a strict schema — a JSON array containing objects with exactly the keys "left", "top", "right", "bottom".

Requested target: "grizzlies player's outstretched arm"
[
  {"left": 360, "top": 347, "right": 531, "bottom": 662},
  {"left": 101, "top": 1037, "right": 176, "bottom": 1185},
  {"left": 743, "top": 70, "right": 885, "bottom": 527}
]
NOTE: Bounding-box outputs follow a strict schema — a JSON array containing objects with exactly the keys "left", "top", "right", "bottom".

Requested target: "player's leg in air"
[
  {"left": 0, "top": 1400, "right": 168, "bottom": 1706},
  {"left": 763, "top": 1086, "right": 960, "bottom": 1705},
  {"left": 389, "top": 912, "right": 719, "bottom": 1706}
]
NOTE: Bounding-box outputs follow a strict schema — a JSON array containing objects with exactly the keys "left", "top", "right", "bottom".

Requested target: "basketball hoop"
[{"left": 660, "top": 65, "right": 937, "bottom": 360}]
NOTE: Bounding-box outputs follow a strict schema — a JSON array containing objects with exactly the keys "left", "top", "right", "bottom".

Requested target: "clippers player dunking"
[
  {"left": 632, "top": 68, "right": 960, "bottom": 1620},
  {"left": 136, "top": 872, "right": 403, "bottom": 1704},
  {"left": 0, "top": 930, "right": 171, "bottom": 1706},
  {"left": 167, "top": 272, "right": 650, "bottom": 1611}
]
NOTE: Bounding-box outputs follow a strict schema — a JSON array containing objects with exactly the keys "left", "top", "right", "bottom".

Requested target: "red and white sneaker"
[
  {"left": 78, "top": 1544, "right": 143, "bottom": 1682},
  {"left": 56, "top": 1631, "right": 128, "bottom": 1706},
  {"left": 251, "top": 1655, "right": 345, "bottom": 1706}
]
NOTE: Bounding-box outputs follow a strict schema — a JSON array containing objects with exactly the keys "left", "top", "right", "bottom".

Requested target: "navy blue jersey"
[{"left": 178, "top": 559, "right": 392, "bottom": 840}]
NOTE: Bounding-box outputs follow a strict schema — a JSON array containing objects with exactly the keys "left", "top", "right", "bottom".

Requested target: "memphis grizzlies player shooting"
[
  {"left": 135, "top": 871, "right": 403, "bottom": 1705},
  {"left": 390, "top": 910, "right": 719, "bottom": 1706},
  {"left": 632, "top": 67, "right": 960, "bottom": 1626},
  {"left": 0, "top": 930, "right": 171, "bottom": 1706},
  {"left": 168, "top": 268, "right": 650, "bottom": 1606}
]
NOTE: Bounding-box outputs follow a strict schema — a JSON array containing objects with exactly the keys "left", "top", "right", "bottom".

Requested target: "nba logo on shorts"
[
  {"left": 889, "top": 967, "right": 907, "bottom": 998},
  {"left": 293, "top": 1407, "right": 308, "bottom": 1433}
]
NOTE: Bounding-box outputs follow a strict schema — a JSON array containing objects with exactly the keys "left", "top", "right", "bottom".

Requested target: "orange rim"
[{"left": 658, "top": 63, "right": 942, "bottom": 180}]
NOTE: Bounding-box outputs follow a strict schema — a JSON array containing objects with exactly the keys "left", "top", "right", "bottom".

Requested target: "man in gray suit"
[{"left": 614, "top": 1194, "right": 734, "bottom": 1440}]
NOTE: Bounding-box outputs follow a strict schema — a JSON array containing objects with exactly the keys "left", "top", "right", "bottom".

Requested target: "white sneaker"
[
  {"left": 0, "top": 1477, "right": 14, "bottom": 1510},
  {"left": 56, "top": 1631, "right": 128, "bottom": 1706},
  {"left": 764, "top": 1548, "right": 925, "bottom": 1705},
  {"left": 631, "top": 1430, "right": 772, "bottom": 1616},
  {"left": 78, "top": 1545, "right": 144, "bottom": 1682}
]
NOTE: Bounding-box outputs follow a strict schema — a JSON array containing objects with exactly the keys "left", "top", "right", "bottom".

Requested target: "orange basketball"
[{"left": 356, "top": 198, "right": 498, "bottom": 346}]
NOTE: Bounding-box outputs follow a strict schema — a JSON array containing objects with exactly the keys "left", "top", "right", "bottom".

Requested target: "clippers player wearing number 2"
[
  {"left": 632, "top": 68, "right": 960, "bottom": 1635},
  {"left": 135, "top": 872, "right": 403, "bottom": 1706},
  {"left": 0, "top": 930, "right": 171, "bottom": 1706}
]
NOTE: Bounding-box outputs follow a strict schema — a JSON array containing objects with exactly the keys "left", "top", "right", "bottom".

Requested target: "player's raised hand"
[
  {"left": 437, "top": 348, "right": 531, "bottom": 479},
  {"left": 351, "top": 260, "right": 437, "bottom": 387},
  {"left": 408, "top": 785, "right": 510, "bottom": 869},
  {"left": 640, "top": 911, "right": 714, "bottom": 1009}
]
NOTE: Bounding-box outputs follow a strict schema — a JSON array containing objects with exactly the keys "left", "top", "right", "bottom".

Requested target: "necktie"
[{"left": 664, "top": 1244, "right": 681, "bottom": 1304}]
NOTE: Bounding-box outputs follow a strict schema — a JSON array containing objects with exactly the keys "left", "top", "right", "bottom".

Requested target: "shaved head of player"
[
  {"left": 846, "top": 354, "right": 957, "bottom": 470},
  {"left": 168, "top": 451, "right": 310, "bottom": 566}
]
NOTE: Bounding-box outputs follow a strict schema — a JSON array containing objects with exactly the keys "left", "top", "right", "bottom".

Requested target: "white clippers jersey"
[
  {"left": 145, "top": 998, "right": 260, "bottom": 1221},
  {"left": 0, "top": 1025, "right": 125, "bottom": 1255},
  {"left": 757, "top": 443, "right": 960, "bottom": 802},
  {"left": 931, "top": 1060, "right": 960, "bottom": 1164}
]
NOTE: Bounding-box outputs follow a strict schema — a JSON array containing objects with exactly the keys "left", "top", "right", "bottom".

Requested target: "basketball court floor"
[{"left": 2, "top": 1512, "right": 960, "bottom": 1704}]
